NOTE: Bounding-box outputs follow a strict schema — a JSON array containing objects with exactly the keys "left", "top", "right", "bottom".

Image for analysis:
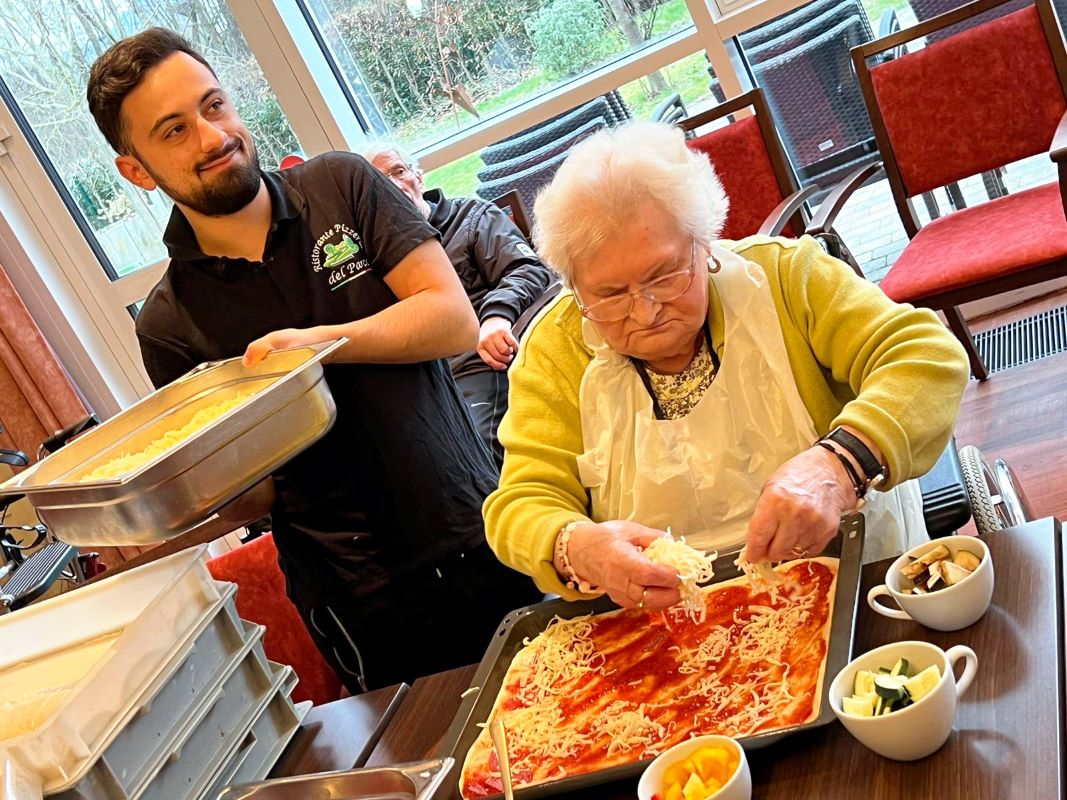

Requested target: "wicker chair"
[
  {"left": 476, "top": 116, "right": 607, "bottom": 183},
  {"left": 475, "top": 149, "right": 572, "bottom": 215},
  {"left": 481, "top": 96, "right": 615, "bottom": 166}
]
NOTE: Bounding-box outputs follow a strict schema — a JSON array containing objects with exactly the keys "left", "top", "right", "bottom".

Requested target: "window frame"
[{"left": 0, "top": 0, "right": 843, "bottom": 415}]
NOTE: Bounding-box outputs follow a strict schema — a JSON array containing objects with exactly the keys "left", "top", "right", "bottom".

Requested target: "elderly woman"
[{"left": 483, "top": 122, "right": 969, "bottom": 612}]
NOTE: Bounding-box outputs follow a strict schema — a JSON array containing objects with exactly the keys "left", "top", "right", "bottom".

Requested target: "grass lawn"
[{"left": 423, "top": 0, "right": 703, "bottom": 196}]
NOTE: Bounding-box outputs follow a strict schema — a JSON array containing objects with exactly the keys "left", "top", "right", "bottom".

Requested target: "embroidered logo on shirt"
[{"left": 312, "top": 224, "right": 371, "bottom": 291}]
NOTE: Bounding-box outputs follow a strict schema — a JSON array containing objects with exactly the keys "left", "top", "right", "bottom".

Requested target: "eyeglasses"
[{"left": 576, "top": 241, "right": 697, "bottom": 323}]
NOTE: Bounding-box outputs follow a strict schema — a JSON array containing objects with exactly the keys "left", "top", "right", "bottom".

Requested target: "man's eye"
[
  {"left": 209, "top": 99, "right": 224, "bottom": 112},
  {"left": 164, "top": 124, "right": 185, "bottom": 139}
]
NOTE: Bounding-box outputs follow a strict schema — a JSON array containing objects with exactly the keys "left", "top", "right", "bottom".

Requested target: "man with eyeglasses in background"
[{"left": 364, "top": 143, "right": 553, "bottom": 468}]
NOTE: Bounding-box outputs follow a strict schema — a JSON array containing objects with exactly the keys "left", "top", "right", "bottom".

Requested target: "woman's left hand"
[{"left": 743, "top": 446, "right": 858, "bottom": 563}]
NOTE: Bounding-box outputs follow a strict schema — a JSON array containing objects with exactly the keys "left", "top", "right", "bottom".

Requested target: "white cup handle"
[
  {"left": 946, "top": 644, "right": 978, "bottom": 698},
  {"left": 867, "top": 584, "right": 912, "bottom": 620}
]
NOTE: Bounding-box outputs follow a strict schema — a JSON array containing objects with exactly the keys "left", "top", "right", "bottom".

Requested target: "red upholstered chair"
[
  {"left": 207, "top": 533, "right": 343, "bottom": 706},
  {"left": 279, "top": 154, "right": 305, "bottom": 170},
  {"left": 678, "top": 88, "right": 880, "bottom": 274},
  {"left": 851, "top": 0, "right": 1067, "bottom": 380}
]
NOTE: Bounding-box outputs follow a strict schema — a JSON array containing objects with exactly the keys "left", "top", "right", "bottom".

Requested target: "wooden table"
[
  {"left": 363, "top": 517, "right": 1065, "bottom": 799},
  {"left": 272, "top": 683, "right": 408, "bottom": 777}
]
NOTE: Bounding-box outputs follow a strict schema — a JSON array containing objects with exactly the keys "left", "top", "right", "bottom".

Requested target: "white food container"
[{"left": 0, "top": 546, "right": 222, "bottom": 793}]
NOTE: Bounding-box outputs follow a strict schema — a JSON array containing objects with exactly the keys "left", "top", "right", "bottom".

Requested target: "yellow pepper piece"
[
  {"left": 664, "top": 783, "right": 683, "bottom": 800},
  {"left": 682, "top": 772, "right": 707, "bottom": 800}
]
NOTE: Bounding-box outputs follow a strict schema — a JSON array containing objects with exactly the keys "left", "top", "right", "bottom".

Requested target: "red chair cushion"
[
  {"left": 687, "top": 116, "right": 796, "bottom": 240},
  {"left": 207, "top": 534, "right": 342, "bottom": 706},
  {"left": 880, "top": 181, "right": 1067, "bottom": 303},
  {"left": 870, "top": 6, "right": 1066, "bottom": 196}
]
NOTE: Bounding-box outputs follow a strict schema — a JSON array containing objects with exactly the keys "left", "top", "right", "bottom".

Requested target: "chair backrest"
[
  {"left": 207, "top": 534, "right": 342, "bottom": 706},
  {"left": 477, "top": 116, "right": 607, "bottom": 183},
  {"left": 475, "top": 148, "right": 571, "bottom": 218},
  {"left": 740, "top": 0, "right": 862, "bottom": 51},
  {"left": 679, "top": 88, "right": 804, "bottom": 240},
  {"left": 909, "top": 0, "right": 1033, "bottom": 43},
  {"left": 853, "top": 0, "right": 1067, "bottom": 232},
  {"left": 753, "top": 14, "right": 877, "bottom": 179},
  {"left": 279, "top": 154, "right": 305, "bottom": 170},
  {"left": 492, "top": 190, "right": 533, "bottom": 240},
  {"left": 481, "top": 96, "right": 613, "bottom": 165}
]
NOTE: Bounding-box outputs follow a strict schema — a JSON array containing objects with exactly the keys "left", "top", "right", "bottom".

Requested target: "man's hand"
[
  {"left": 556, "top": 520, "right": 681, "bottom": 610},
  {"left": 477, "top": 316, "right": 519, "bottom": 370},
  {"left": 743, "top": 446, "right": 858, "bottom": 563},
  {"left": 243, "top": 327, "right": 330, "bottom": 367}
]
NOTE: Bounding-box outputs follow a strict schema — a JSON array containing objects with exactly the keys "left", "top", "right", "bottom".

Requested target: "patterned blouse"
[{"left": 646, "top": 338, "right": 718, "bottom": 420}]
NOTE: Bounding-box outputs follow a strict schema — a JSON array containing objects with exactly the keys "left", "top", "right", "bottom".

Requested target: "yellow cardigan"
[{"left": 483, "top": 235, "right": 970, "bottom": 598}]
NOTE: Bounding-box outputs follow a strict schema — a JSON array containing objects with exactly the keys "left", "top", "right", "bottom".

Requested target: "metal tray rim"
[
  {"left": 440, "top": 516, "right": 866, "bottom": 800},
  {"left": 0, "top": 338, "right": 346, "bottom": 496}
]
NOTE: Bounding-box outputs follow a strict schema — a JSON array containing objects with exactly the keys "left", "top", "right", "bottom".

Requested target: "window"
[
  {"left": 299, "top": 0, "right": 697, "bottom": 153},
  {"left": 424, "top": 50, "right": 720, "bottom": 199},
  {"left": 0, "top": 0, "right": 301, "bottom": 281}
]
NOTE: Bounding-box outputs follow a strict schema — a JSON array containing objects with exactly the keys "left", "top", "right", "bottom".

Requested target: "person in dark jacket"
[{"left": 365, "top": 144, "right": 554, "bottom": 468}]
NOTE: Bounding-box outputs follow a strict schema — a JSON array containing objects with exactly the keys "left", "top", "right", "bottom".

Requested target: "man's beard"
[{"left": 145, "top": 138, "right": 263, "bottom": 217}]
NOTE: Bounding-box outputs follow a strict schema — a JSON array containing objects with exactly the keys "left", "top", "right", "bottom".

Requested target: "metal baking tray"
[
  {"left": 215, "top": 757, "right": 454, "bottom": 800},
  {"left": 439, "top": 515, "right": 866, "bottom": 800},
  {"left": 0, "top": 339, "right": 345, "bottom": 547}
]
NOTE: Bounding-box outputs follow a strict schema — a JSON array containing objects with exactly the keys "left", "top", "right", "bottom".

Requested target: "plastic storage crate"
[
  {"left": 52, "top": 584, "right": 249, "bottom": 800},
  {"left": 203, "top": 672, "right": 308, "bottom": 799},
  {"left": 0, "top": 546, "right": 223, "bottom": 793}
]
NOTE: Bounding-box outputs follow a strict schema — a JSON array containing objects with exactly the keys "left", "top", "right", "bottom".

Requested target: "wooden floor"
[{"left": 955, "top": 290, "right": 1067, "bottom": 529}]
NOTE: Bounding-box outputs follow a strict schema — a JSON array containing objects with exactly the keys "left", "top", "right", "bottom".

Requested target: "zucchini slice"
[{"left": 903, "top": 665, "right": 941, "bottom": 703}]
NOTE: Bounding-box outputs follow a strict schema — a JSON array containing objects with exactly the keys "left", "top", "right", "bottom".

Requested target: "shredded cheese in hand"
[
  {"left": 642, "top": 534, "right": 716, "bottom": 623},
  {"left": 734, "top": 551, "right": 784, "bottom": 601}
]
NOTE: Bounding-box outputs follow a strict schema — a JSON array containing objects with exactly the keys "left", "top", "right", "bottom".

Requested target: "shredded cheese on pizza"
[
  {"left": 592, "top": 702, "right": 668, "bottom": 757},
  {"left": 643, "top": 535, "right": 716, "bottom": 623},
  {"left": 460, "top": 559, "right": 838, "bottom": 799}
]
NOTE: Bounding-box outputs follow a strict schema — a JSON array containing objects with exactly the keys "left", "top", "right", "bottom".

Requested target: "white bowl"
[
  {"left": 867, "top": 535, "right": 994, "bottom": 631},
  {"left": 829, "top": 640, "right": 978, "bottom": 760},
  {"left": 637, "top": 735, "right": 751, "bottom": 800}
]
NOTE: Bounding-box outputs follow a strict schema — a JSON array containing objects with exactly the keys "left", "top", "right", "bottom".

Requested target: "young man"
[
  {"left": 86, "top": 28, "right": 541, "bottom": 692},
  {"left": 364, "top": 144, "right": 553, "bottom": 468}
]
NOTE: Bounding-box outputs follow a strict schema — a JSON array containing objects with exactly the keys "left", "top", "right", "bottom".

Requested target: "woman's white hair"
[{"left": 532, "top": 121, "right": 728, "bottom": 285}]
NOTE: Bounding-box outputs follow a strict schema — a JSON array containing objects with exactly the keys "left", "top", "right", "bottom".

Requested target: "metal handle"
[{"left": 490, "top": 719, "right": 515, "bottom": 800}]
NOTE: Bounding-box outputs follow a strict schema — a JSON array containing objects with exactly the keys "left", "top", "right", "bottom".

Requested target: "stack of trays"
[{"left": 0, "top": 546, "right": 309, "bottom": 800}]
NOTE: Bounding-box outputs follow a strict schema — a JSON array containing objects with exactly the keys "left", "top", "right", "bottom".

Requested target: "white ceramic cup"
[
  {"left": 829, "top": 640, "right": 978, "bottom": 760},
  {"left": 637, "top": 735, "right": 751, "bottom": 800},
  {"left": 867, "top": 535, "right": 994, "bottom": 631}
]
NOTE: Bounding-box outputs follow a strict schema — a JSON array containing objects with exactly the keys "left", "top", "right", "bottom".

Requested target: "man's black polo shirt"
[{"left": 136, "top": 152, "right": 496, "bottom": 608}]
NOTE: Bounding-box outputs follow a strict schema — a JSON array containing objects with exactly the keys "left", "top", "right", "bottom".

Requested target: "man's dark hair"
[{"left": 87, "top": 27, "right": 216, "bottom": 155}]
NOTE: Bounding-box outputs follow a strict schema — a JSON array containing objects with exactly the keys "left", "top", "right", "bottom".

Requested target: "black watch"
[{"left": 822, "top": 427, "right": 886, "bottom": 488}]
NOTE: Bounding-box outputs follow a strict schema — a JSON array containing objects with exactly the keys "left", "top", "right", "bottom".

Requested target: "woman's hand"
[
  {"left": 243, "top": 327, "right": 328, "bottom": 367},
  {"left": 558, "top": 520, "right": 681, "bottom": 610},
  {"left": 743, "top": 446, "right": 858, "bottom": 563},
  {"left": 477, "top": 316, "right": 519, "bottom": 371}
]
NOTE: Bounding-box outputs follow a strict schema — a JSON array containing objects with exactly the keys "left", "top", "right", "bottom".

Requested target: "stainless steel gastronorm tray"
[
  {"left": 215, "top": 758, "right": 454, "bottom": 800},
  {"left": 0, "top": 339, "right": 346, "bottom": 547},
  {"left": 439, "top": 515, "right": 866, "bottom": 800}
]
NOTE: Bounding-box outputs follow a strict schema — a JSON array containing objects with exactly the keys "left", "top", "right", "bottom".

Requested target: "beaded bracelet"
[{"left": 553, "top": 520, "right": 601, "bottom": 594}]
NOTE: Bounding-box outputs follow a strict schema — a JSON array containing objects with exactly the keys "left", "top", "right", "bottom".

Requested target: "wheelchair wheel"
[{"left": 958, "top": 445, "right": 1029, "bottom": 536}]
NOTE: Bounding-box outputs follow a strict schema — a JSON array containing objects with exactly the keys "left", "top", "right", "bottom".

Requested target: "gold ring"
[{"left": 639, "top": 588, "right": 648, "bottom": 609}]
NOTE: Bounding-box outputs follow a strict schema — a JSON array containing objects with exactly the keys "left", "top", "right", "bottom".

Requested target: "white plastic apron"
[{"left": 574, "top": 244, "right": 927, "bottom": 563}]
